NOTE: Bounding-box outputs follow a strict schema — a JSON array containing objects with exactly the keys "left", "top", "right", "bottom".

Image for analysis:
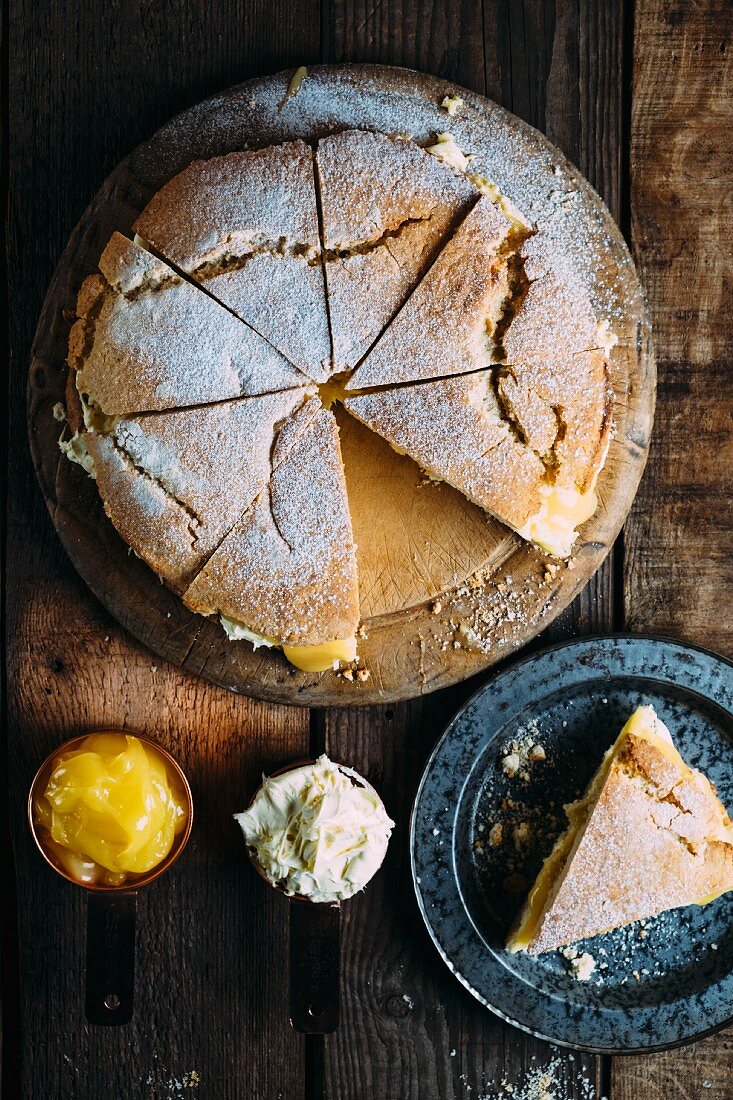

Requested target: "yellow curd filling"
[
  {"left": 283, "top": 637, "right": 358, "bottom": 672},
  {"left": 220, "top": 615, "right": 357, "bottom": 672},
  {"left": 518, "top": 479, "right": 599, "bottom": 559},
  {"left": 32, "top": 733, "right": 188, "bottom": 887}
]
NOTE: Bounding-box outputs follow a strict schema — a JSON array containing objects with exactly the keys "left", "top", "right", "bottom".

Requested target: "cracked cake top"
[
  {"left": 134, "top": 143, "right": 332, "bottom": 381},
  {"left": 62, "top": 129, "right": 617, "bottom": 667}
]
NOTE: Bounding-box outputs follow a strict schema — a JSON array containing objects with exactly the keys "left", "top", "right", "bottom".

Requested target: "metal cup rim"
[{"left": 28, "top": 729, "right": 194, "bottom": 893}]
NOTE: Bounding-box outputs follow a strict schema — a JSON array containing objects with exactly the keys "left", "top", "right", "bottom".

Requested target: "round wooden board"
[{"left": 27, "top": 64, "right": 655, "bottom": 707}]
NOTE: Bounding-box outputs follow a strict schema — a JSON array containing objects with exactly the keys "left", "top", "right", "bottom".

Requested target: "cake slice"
[
  {"left": 345, "top": 363, "right": 610, "bottom": 558},
  {"left": 133, "top": 142, "right": 332, "bottom": 382},
  {"left": 183, "top": 401, "right": 360, "bottom": 672},
  {"left": 83, "top": 388, "right": 316, "bottom": 592},
  {"left": 346, "top": 196, "right": 515, "bottom": 390},
  {"left": 68, "top": 233, "right": 307, "bottom": 421},
  {"left": 507, "top": 706, "right": 733, "bottom": 955},
  {"left": 316, "top": 130, "right": 479, "bottom": 371}
]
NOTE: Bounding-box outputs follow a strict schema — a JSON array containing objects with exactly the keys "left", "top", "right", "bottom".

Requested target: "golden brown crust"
[
  {"left": 317, "top": 129, "right": 479, "bottom": 370},
  {"left": 347, "top": 196, "right": 512, "bottom": 389},
  {"left": 346, "top": 372, "right": 546, "bottom": 532},
  {"left": 134, "top": 143, "right": 332, "bottom": 381}
]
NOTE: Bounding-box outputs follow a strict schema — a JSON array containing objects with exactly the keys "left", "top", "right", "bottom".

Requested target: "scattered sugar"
[{"left": 460, "top": 1053, "right": 599, "bottom": 1099}]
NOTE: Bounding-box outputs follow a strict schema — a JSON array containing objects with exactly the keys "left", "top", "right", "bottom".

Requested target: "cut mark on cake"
[
  {"left": 133, "top": 234, "right": 313, "bottom": 383},
  {"left": 110, "top": 437, "right": 203, "bottom": 546},
  {"left": 321, "top": 214, "right": 435, "bottom": 261}
]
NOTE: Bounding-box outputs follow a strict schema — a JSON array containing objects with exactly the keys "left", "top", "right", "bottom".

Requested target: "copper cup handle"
[
  {"left": 289, "top": 900, "right": 340, "bottom": 1034},
  {"left": 85, "top": 890, "right": 137, "bottom": 1025}
]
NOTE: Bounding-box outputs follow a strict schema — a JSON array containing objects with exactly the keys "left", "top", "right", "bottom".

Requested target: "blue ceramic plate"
[{"left": 411, "top": 636, "right": 733, "bottom": 1052}]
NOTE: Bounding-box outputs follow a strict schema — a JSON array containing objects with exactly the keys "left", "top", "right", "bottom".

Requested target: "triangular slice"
[
  {"left": 317, "top": 130, "right": 479, "bottom": 371},
  {"left": 183, "top": 401, "right": 360, "bottom": 672},
  {"left": 133, "top": 142, "right": 332, "bottom": 382},
  {"left": 83, "top": 388, "right": 316, "bottom": 592},
  {"left": 345, "top": 368, "right": 606, "bottom": 558},
  {"left": 346, "top": 196, "right": 514, "bottom": 389},
  {"left": 69, "top": 233, "right": 307, "bottom": 420},
  {"left": 507, "top": 706, "right": 733, "bottom": 955}
]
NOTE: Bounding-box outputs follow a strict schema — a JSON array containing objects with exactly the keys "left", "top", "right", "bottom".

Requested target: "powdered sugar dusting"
[
  {"left": 88, "top": 389, "right": 310, "bottom": 589},
  {"left": 347, "top": 196, "right": 513, "bottom": 389},
  {"left": 317, "top": 129, "right": 478, "bottom": 369},
  {"left": 183, "top": 403, "right": 359, "bottom": 645},
  {"left": 346, "top": 372, "right": 547, "bottom": 531},
  {"left": 76, "top": 235, "right": 307, "bottom": 415}
]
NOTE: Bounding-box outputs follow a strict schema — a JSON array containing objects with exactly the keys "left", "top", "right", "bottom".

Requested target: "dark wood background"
[{"left": 5, "top": 1, "right": 732, "bottom": 1097}]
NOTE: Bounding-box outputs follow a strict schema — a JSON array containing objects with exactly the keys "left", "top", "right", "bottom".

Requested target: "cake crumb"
[
  {"left": 528, "top": 743, "right": 546, "bottom": 762},
  {"left": 502, "top": 753, "right": 520, "bottom": 778},
  {"left": 52, "top": 402, "right": 66, "bottom": 421},
  {"left": 441, "top": 94, "right": 464, "bottom": 117},
  {"left": 570, "top": 952, "right": 596, "bottom": 981},
  {"left": 356, "top": 667, "right": 370, "bottom": 682},
  {"left": 279, "top": 65, "right": 307, "bottom": 109},
  {"left": 488, "top": 823, "right": 503, "bottom": 847}
]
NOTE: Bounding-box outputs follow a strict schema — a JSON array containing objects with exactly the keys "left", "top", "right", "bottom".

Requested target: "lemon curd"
[{"left": 33, "top": 733, "right": 188, "bottom": 887}]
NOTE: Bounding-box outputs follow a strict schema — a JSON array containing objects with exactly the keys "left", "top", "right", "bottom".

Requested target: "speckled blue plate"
[{"left": 411, "top": 635, "right": 733, "bottom": 1053}]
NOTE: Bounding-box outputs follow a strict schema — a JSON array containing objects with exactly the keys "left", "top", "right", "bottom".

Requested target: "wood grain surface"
[{"left": 5, "top": 3, "right": 732, "bottom": 1100}]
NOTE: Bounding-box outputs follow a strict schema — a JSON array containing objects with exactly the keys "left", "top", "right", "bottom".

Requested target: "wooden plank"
[
  {"left": 321, "top": 2, "right": 629, "bottom": 1096},
  {"left": 616, "top": 0, "right": 733, "bottom": 1092},
  {"left": 6, "top": 3, "right": 320, "bottom": 1097},
  {"left": 624, "top": 0, "right": 733, "bottom": 654}
]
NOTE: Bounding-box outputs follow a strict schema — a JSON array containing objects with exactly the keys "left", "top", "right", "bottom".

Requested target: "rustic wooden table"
[{"left": 6, "top": 2, "right": 732, "bottom": 1097}]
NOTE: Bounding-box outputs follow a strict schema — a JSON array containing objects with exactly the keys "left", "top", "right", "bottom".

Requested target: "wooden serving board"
[{"left": 27, "top": 64, "right": 655, "bottom": 706}]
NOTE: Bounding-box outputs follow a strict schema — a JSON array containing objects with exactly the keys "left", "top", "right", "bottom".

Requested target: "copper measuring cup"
[
  {"left": 28, "top": 730, "right": 193, "bottom": 1026},
  {"left": 244, "top": 759, "right": 384, "bottom": 1035}
]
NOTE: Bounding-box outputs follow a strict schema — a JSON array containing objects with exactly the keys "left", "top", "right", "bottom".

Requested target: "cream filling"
[
  {"left": 595, "top": 319, "right": 618, "bottom": 357},
  {"left": 235, "top": 754, "right": 394, "bottom": 903},
  {"left": 507, "top": 707, "right": 729, "bottom": 952},
  {"left": 78, "top": 391, "right": 120, "bottom": 434},
  {"left": 518, "top": 433, "right": 610, "bottom": 558},
  {"left": 517, "top": 480, "right": 599, "bottom": 559},
  {"left": 467, "top": 173, "right": 533, "bottom": 230},
  {"left": 58, "top": 431, "right": 96, "bottom": 479},
  {"left": 220, "top": 616, "right": 276, "bottom": 649},
  {"left": 219, "top": 616, "right": 357, "bottom": 672},
  {"left": 426, "top": 132, "right": 471, "bottom": 172}
]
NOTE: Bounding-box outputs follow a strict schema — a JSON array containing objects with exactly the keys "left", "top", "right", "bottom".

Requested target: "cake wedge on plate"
[{"left": 507, "top": 706, "right": 733, "bottom": 955}]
